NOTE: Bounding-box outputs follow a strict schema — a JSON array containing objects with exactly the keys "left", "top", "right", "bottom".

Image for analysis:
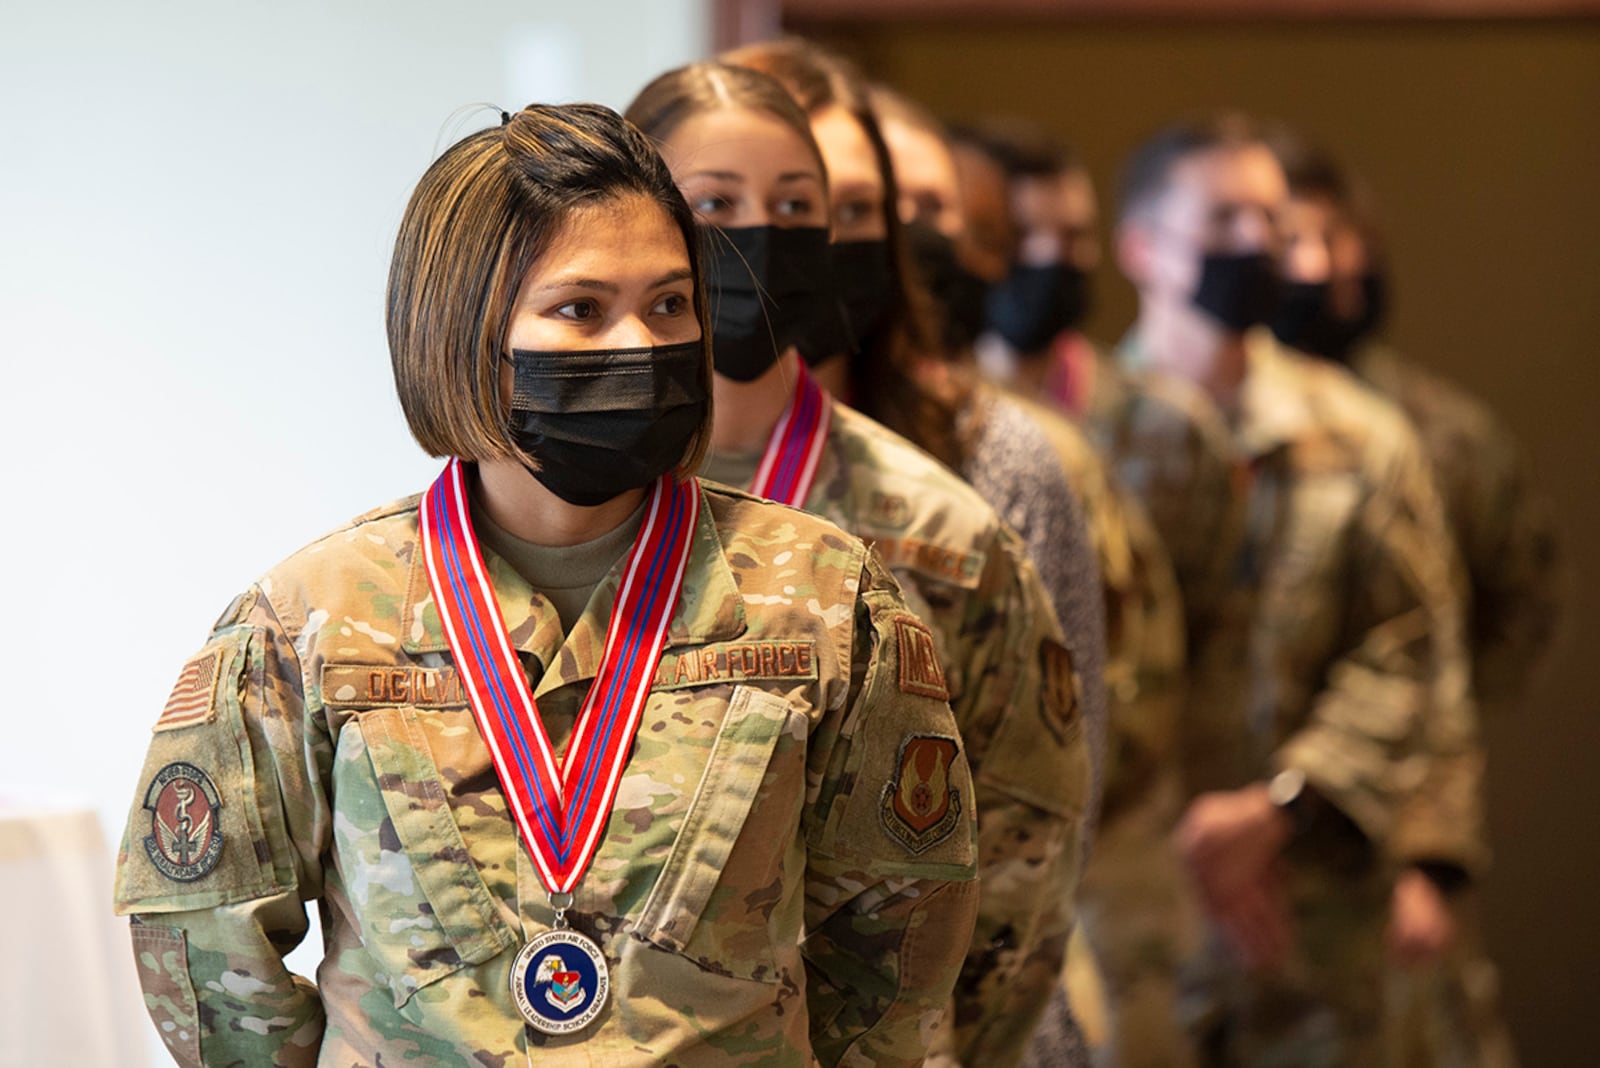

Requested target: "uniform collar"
[
  {"left": 401, "top": 481, "right": 746, "bottom": 696},
  {"left": 1117, "top": 327, "right": 1314, "bottom": 461},
  {"left": 1233, "top": 328, "right": 1317, "bottom": 459}
]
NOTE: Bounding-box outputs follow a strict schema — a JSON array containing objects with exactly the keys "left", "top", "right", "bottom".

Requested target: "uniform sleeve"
[
  {"left": 113, "top": 588, "right": 330, "bottom": 1067},
  {"left": 803, "top": 551, "right": 980, "bottom": 1068},
  {"left": 1459, "top": 440, "right": 1565, "bottom": 706},
  {"left": 1272, "top": 436, "right": 1486, "bottom": 872},
  {"left": 939, "top": 531, "right": 1092, "bottom": 1066}
]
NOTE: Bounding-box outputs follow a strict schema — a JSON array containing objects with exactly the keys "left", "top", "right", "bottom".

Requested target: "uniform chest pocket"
[
  {"left": 632, "top": 685, "right": 801, "bottom": 985},
  {"left": 338, "top": 706, "right": 517, "bottom": 1008}
]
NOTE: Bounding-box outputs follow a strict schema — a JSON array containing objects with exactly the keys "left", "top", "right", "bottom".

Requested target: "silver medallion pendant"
[{"left": 511, "top": 928, "right": 610, "bottom": 1035}]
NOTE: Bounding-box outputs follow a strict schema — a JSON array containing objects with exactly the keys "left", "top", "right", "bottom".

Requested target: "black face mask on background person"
[
  {"left": 986, "top": 262, "right": 1091, "bottom": 354},
  {"left": 1192, "top": 250, "right": 1284, "bottom": 333},
  {"left": 1271, "top": 271, "right": 1391, "bottom": 363},
  {"left": 504, "top": 340, "right": 707, "bottom": 507},
  {"left": 702, "top": 225, "right": 851, "bottom": 380},
  {"left": 905, "top": 221, "right": 990, "bottom": 352},
  {"left": 830, "top": 238, "right": 894, "bottom": 347}
]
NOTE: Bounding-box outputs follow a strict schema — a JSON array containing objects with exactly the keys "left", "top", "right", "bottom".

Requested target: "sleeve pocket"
[
  {"left": 129, "top": 922, "right": 202, "bottom": 1068},
  {"left": 115, "top": 628, "right": 289, "bottom": 914}
]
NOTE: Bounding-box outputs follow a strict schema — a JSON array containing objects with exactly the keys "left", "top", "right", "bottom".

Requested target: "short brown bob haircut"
[{"left": 387, "top": 102, "right": 713, "bottom": 475}]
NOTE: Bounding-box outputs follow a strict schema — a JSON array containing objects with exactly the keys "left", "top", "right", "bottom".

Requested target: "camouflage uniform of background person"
[
  {"left": 958, "top": 116, "right": 1203, "bottom": 1068},
  {"left": 1270, "top": 129, "right": 1565, "bottom": 1068},
  {"left": 1107, "top": 113, "right": 1485, "bottom": 1067},
  {"left": 706, "top": 43, "right": 1114, "bottom": 1065},
  {"left": 626, "top": 59, "right": 1093, "bottom": 1068},
  {"left": 112, "top": 102, "right": 981, "bottom": 1067}
]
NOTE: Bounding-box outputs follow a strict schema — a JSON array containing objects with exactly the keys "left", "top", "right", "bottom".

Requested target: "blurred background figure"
[
  {"left": 956, "top": 116, "right": 1203, "bottom": 1068},
  {"left": 1108, "top": 112, "right": 1484, "bottom": 1067},
  {"left": 1270, "top": 128, "right": 1566, "bottom": 1068}
]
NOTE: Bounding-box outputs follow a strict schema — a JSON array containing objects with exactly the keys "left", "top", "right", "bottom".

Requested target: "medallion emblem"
[
  {"left": 142, "top": 762, "right": 224, "bottom": 882},
  {"left": 511, "top": 929, "right": 610, "bottom": 1035}
]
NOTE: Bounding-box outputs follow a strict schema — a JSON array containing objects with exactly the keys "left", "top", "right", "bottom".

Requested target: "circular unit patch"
[
  {"left": 510, "top": 929, "right": 610, "bottom": 1035},
  {"left": 142, "top": 762, "right": 225, "bottom": 882}
]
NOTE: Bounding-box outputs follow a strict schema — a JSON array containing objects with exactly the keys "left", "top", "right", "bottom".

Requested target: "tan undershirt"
[
  {"left": 472, "top": 500, "right": 645, "bottom": 635},
  {"left": 698, "top": 445, "right": 764, "bottom": 493}
]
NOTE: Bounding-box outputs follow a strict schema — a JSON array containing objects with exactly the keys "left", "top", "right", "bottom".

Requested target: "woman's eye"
[
  {"left": 836, "top": 199, "right": 873, "bottom": 226},
  {"left": 776, "top": 197, "right": 814, "bottom": 218},
  {"left": 690, "top": 194, "right": 732, "bottom": 216},
  {"left": 555, "top": 299, "right": 599, "bottom": 321},
  {"left": 653, "top": 293, "right": 690, "bottom": 316}
]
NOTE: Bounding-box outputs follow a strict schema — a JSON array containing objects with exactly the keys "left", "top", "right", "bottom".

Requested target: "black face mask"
[
  {"left": 986, "top": 262, "right": 1091, "bottom": 353},
  {"left": 830, "top": 238, "right": 894, "bottom": 347},
  {"left": 905, "top": 222, "right": 990, "bottom": 352},
  {"left": 1271, "top": 272, "right": 1390, "bottom": 363},
  {"left": 1192, "top": 250, "right": 1283, "bottom": 332},
  {"left": 505, "top": 341, "right": 707, "bottom": 507},
  {"left": 702, "top": 225, "right": 850, "bottom": 380}
]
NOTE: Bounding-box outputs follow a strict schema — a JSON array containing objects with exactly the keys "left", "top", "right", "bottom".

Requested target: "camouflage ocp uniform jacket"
[
  {"left": 113, "top": 479, "right": 980, "bottom": 1068},
  {"left": 1352, "top": 343, "right": 1564, "bottom": 709},
  {"left": 784, "top": 401, "right": 1094, "bottom": 1067},
  {"left": 1108, "top": 331, "right": 1484, "bottom": 875}
]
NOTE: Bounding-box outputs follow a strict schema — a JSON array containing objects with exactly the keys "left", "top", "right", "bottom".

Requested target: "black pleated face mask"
[
  {"left": 905, "top": 222, "right": 990, "bottom": 352},
  {"left": 1191, "top": 250, "right": 1284, "bottom": 332},
  {"left": 702, "top": 225, "right": 851, "bottom": 381},
  {"left": 985, "top": 262, "right": 1091, "bottom": 353},
  {"left": 1271, "top": 273, "right": 1389, "bottom": 363},
  {"left": 830, "top": 238, "right": 894, "bottom": 347},
  {"left": 504, "top": 340, "right": 707, "bottom": 507}
]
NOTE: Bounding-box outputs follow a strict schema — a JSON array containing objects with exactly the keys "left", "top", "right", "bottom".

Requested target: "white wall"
[{"left": 0, "top": 2, "right": 708, "bottom": 1064}]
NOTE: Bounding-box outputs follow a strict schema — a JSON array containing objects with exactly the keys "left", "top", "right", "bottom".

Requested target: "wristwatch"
[{"left": 1267, "top": 767, "right": 1313, "bottom": 836}]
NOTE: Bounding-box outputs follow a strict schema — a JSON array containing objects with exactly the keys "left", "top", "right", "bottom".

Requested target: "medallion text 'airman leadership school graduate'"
[{"left": 420, "top": 458, "right": 698, "bottom": 1035}]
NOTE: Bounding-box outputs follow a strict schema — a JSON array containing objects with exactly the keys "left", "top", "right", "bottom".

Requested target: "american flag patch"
[{"left": 153, "top": 649, "right": 223, "bottom": 733}]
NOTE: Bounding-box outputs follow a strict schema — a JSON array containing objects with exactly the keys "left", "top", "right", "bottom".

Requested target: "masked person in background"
[
  {"left": 1271, "top": 130, "right": 1564, "bottom": 1068},
  {"left": 956, "top": 117, "right": 1203, "bottom": 1068},
  {"left": 111, "top": 102, "right": 982, "bottom": 1068},
  {"left": 624, "top": 62, "right": 1092, "bottom": 1068},
  {"left": 1105, "top": 113, "right": 1484, "bottom": 1067},
  {"left": 710, "top": 41, "right": 1111, "bottom": 1068}
]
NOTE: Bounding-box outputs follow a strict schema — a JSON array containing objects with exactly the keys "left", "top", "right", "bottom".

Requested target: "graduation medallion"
[{"left": 420, "top": 459, "right": 698, "bottom": 1033}]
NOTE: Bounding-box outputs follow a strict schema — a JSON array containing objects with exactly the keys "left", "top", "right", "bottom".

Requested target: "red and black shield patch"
[
  {"left": 880, "top": 734, "right": 963, "bottom": 854},
  {"left": 142, "top": 762, "right": 225, "bottom": 882}
]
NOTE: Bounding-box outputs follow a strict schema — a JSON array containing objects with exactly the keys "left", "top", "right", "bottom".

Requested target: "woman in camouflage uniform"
[
  {"left": 113, "top": 101, "right": 981, "bottom": 1067},
  {"left": 625, "top": 64, "right": 1094, "bottom": 1067}
]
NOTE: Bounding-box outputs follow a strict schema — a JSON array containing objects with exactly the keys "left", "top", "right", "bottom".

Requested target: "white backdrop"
[{"left": 0, "top": 2, "right": 707, "bottom": 1064}]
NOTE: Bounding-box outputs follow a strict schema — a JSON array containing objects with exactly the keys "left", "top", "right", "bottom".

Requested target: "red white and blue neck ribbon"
[
  {"left": 749, "top": 360, "right": 832, "bottom": 507},
  {"left": 419, "top": 459, "right": 699, "bottom": 894}
]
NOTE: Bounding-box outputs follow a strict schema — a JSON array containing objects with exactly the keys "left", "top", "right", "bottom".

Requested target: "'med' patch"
[
  {"left": 153, "top": 649, "right": 223, "bottom": 733},
  {"left": 894, "top": 617, "right": 949, "bottom": 700},
  {"left": 142, "top": 762, "right": 224, "bottom": 882},
  {"left": 880, "top": 735, "right": 963, "bottom": 854}
]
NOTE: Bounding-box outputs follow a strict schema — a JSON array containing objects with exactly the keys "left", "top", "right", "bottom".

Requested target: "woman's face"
[
  {"left": 506, "top": 192, "right": 700, "bottom": 353},
  {"left": 808, "top": 105, "right": 887, "bottom": 244},
  {"left": 658, "top": 106, "right": 828, "bottom": 231}
]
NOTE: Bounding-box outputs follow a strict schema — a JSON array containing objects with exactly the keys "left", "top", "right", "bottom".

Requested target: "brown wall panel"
[{"left": 785, "top": 16, "right": 1600, "bottom": 1064}]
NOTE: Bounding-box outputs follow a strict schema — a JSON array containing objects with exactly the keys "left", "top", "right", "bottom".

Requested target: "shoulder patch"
[
  {"left": 153, "top": 649, "right": 223, "bottom": 733},
  {"left": 141, "top": 762, "right": 225, "bottom": 882},
  {"left": 880, "top": 735, "right": 963, "bottom": 854},
  {"left": 652, "top": 640, "right": 818, "bottom": 691},
  {"left": 1039, "top": 639, "right": 1082, "bottom": 746},
  {"left": 893, "top": 616, "right": 950, "bottom": 701}
]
